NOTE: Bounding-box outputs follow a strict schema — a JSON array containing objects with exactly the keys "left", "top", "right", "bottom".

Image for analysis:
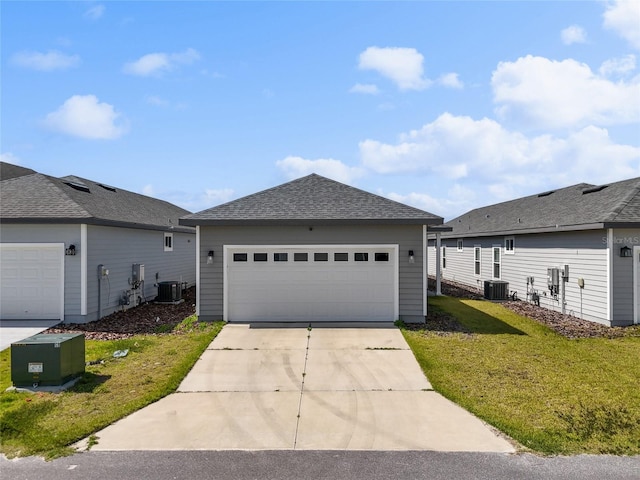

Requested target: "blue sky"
[{"left": 2, "top": 1, "right": 639, "bottom": 220}]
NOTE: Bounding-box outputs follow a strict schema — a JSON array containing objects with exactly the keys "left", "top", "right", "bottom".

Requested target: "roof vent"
[
  {"left": 537, "top": 190, "right": 554, "bottom": 197},
  {"left": 582, "top": 185, "right": 608, "bottom": 195},
  {"left": 65, "top": 181, "right": 90, "bottom": 193},
  {"left": 98, "top": 183, "right": 117, "bottom": 192}
]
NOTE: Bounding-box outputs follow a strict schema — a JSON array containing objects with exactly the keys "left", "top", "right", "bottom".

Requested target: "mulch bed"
[
  {"left": 425, "top": 277, "right": 640, "bottom": 339},
  {"left": 46, "top": 287, "right": 197, "bottom": 341}
]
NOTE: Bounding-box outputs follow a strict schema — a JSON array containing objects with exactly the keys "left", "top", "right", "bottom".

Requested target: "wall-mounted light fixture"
[
  {"left": 65, "top": 244, "right": 76, "bottom": 256},
  {"left": 207, "top": 250, "right": 214, "bottom": 264},
  {"left": 620, "top": 246, "right": 632, "bottom": 257},
  {"left": 408, "top": 249, "right": 415, "bottom": 264}
]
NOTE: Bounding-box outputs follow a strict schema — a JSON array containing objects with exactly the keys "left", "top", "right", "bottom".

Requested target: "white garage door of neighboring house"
[
  {"left": 0, "top": 244, "right": 64, "bottom": 321},
  {"left": 225, "top": 245, "right": 398, "bottom": 323}
]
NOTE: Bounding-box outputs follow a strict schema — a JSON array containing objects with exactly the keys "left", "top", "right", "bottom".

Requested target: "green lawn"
[
  {"left": 0, "top": 316, "right": 224, "bottom": 459},
  {"left": 402, "top": 297, "right": 640, "bottom": 455}
]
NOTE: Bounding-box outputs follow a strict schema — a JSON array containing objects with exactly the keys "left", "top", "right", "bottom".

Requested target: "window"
[
  {"left": 492, "top": 247, "right": 501, "bottom": 279},
  {"left": 505, "top": 237, "right": 515, "bottom": 254},
  {"left": 273, "top": 253, "right": 288, "bottom": 262},
  {"left": 457, "top": 239, "right": 463, "bottom": 252},
  {"left": 314, "top": 252, "right": 328, "bottom": 262},
  {"left": 374, "top": 252, "right": 389, "bottom": 262},
  {"left": 334, "top": 253, "right": 349, "bottom": 262},
  {"left": 294, "top": 252, "right": 308, "bottom": 262},
  {"left": 474, "top": 247, "right": 481, "bottom": 276},
  {"left": 253, "top": 253, "right": 268, "bottom": 262},
  {"left": 164, "top": 233, "right": 173, "bottom": 252},
  {"left": 233, "top": 253, "right": 248, "bottom": 262},
  {"left": 442, "top": 246, "right": 446, "bottom": 269},
  {"left": 354, "top": 252, "right": 369, "bottom": 262}
]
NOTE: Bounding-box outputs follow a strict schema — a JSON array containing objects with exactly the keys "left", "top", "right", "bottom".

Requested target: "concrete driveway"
[
  {"left": 0, "top": 320, "right": 59, "bottom": 352},
  {"left": 86, "top": 324, "right": 515, "bottom": 452}
]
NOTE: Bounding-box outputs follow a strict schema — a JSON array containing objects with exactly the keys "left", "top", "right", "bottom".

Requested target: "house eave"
[
  {"left": 179, "top": 217, "right": 443, "bottom": 227},
  {"left": 435, "top": 222, "right": 610, "bottom": 239},
  {"left": 1, "top": 217, "right": 195, "bottom": 233}
]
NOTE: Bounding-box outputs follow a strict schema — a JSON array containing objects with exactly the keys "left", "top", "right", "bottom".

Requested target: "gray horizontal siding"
[
  {"left": 86, "top": 225, "right": 195, "bottom": 322},
  {"left": 429, "top": 230, "right": 613, "bottom": 325},
  {"left": 1, "top": 223, "right": 82, "bottom": 319},
  {"left": 611, "top": 228, "right": 640, "bottom": 325},
  {"left": 198, "top": 224, "right": 425, "bottom": 322}
]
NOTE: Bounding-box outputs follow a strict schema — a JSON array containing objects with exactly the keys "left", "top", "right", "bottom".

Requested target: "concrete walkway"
[{"left": 86, "top": 324, "right": 515, "bottom": 452}]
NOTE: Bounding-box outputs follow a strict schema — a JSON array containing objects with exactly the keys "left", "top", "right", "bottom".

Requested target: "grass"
[
  {"left": 0, "top": 316, "right": 224, "bottom": 459},
  {"left": 401, "top": 296, "right": 640, "bottom": 455}
]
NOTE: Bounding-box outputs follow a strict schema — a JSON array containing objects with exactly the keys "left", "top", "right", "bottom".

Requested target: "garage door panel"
[
  {"left": 226, "top": 246, "right": 397, "bottom": 323},
  {"left": 0, "top": 244, "right": 64, "bottom": 321}
]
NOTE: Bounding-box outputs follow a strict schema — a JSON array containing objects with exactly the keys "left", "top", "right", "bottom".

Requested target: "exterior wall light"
[
  {"left": 207, "top": 250, "right": 214, "bottom": 264},
  {"left": 65, "top": 244, "right": 76, "bottom": 256},
  {"left": 620, "top": 246, "right": 632, "bottom": 257},
  {"left": 408, "top": 250, "right": 415, "bottom": 264}
]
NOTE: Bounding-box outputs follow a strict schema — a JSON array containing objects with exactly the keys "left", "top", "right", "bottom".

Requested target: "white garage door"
[
  {"left": 225, "top": 245, "right": 398, "bottom": 322},
  {"left": 0, "top": 244, "right": 64, "bottom": 321}
]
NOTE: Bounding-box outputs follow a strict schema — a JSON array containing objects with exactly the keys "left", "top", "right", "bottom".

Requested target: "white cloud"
[
  {"left": 603, "top": 0, "right": 640, "bottom": 50},
  {"left": 358, "top": 46, "right": 430, "bottom": 91},
  {"left": 349, "top": 83, "right": 380, "bottom": 95},
  {"left": 385, "top": 184, "right": 477, "bottom": 219},
  {"left": 146, "top": 187, "right": 235, "bottom": 212},
  {"left": 492, "top": 55, "right": 639, "bottom": 129},
  {"left": 123, "top": 48, "right": 201, "bottom": 76},
  {"left": 43, "top": 95, "right": 128, "bottom": 139},
  {"left": 276, "top": 156, "right": 364, "bottom": 184},
  {"left": 11, "top": 50, "right": 80, "bottom": 71},
  {"left": 437, "top": 73, "right": 464, "bottom": 89},
  {"left": 599, "top": 54, "right": 637, "bottom": 77},
  {"left": 561, "top": 25, "right": 587, "bottom": 45},
  {"left": 359, "top": 112, "right": 640, "bottom": 191},
  {"left": 84, "top": 4, "right": 105, "bottom": 20},
  {"left": 0, "top": 152, "right": 22, "bottom": 165},
  {"left": 145, "top": 95, "right": 170, "bottom": 107}
]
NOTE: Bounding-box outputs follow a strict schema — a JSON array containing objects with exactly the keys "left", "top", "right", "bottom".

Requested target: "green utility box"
[{"left": 11, "top": 333, "right": 85, "bottom": 387}]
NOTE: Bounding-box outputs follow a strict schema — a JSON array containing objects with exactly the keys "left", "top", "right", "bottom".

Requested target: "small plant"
[{"left": 393, "top": 319, "right": 406, "bottom": 328}]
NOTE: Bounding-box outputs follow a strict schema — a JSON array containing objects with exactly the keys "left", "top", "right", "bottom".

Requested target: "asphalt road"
[{"left": 3, "top": 451, "right": 640, "bottom": 480}]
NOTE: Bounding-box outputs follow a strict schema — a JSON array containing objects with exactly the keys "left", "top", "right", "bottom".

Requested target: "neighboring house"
[
  {"left": 428, "top": 177, "right": 640, "bottom": 326},
  {"left": 0, "top": 162, "right": 196, "bottom": 324},
  {"left": 180, "top": 174, "right": 444, "bottom": 323}
]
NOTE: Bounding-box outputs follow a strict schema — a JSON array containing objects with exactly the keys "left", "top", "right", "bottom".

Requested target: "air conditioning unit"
[
  {"left": 484, "top": 280, "right": 509, "bottom": 300},
  {"left": 157, "top": 281, "right": 182, "bottom": 303}
]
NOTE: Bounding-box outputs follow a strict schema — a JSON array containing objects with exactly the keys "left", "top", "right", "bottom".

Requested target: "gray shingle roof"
[
  {"left": 442, "top": 177, "right": 640, "bottom": 238},
  {"left": 0, "top": 162, "right": 36, "bottom": 181},
  {"left": 0, "top": 162, "right": 193, "bottom": 232},
  {"left": 180, "top": 174, "right": 443, "bottom": 226}
]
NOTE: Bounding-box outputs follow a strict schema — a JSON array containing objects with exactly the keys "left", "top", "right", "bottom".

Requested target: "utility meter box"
[
  {"left": 132, "top": 263, "right": 145, "bottom": 283},
  {"left": 11, "top": 333, "right": 85, "bottom": 387}
]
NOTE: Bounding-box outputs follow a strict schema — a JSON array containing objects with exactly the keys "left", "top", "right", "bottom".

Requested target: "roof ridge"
[
  {"left": 605, "top": 178, "right": 640, "bottom": 222},
  {"left": 44, "top": 174, "right": 93, "bottom": 218}
]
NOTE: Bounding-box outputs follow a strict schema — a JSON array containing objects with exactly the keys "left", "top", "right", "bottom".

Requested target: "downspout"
[
  {"left": 423, "top": 225, "right": 427, "bottom": 320},
  {"left": 435, "top": 233, "right": 442, "bottom": 296},
  {"left": 97, "top": 264, "right": 103, "bottom": 320}
]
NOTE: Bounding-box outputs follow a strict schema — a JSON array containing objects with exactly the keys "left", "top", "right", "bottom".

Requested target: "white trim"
[
  {"left": 435, "top": 234, "right": 442, "bottom": 295},
  {"left": 223, "top": 244, "right": 399, "bottom": 322},
  {"left": 504, "top": 236, "right": 515, "bottom": 254},
  {"left": 163, "top": 232, "right": 174, "bottom": 252},
  {"left": 423, "top": 225, "right": 427, "bottom": 317},
  {"left": 474, "top": 245, "right": 481, "bottom": 276},
  {"left": 634, "top": 246, "right": 640, "bottom": 325},
  {"left": 492, "top": 245, "right": 501, "bottom": 279},
  {"left": 195, "top": 226, "right": 201, "bottom": 317},
  {"left": 607, "top": 228, "right": 613, "bottom": 322},
  {"left": 80, "top": 224, "right": 87, "bottom": 316}
]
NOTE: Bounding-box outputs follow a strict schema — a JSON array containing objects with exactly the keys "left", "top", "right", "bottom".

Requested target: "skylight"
[
  {"left": 537, "top": 190, "right": 554, "bottom": 197},
  {"left": 65, "top": 181, "right": 90, "bottom": 193},
  {"left": 99, "top": 183, "right": 117, "bottom": 192},
  {"left": 582, "top": 185, "right": 608, "bottom": 195}
]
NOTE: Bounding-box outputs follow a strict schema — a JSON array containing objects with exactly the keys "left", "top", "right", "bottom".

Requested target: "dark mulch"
[
  {"left": 425, "top": 277, "right": 640, "bottom": 339},
  {"left": 46, "top": 287, "right": 197, "bottom": 341}
]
